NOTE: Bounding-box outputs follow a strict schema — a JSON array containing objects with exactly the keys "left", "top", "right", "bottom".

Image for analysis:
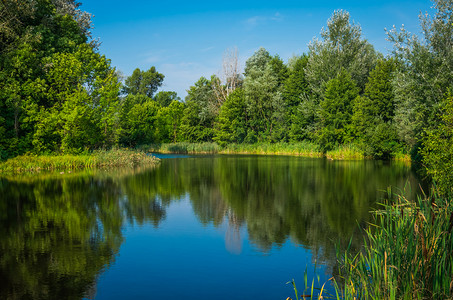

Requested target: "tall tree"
[
  {"left": 319, "top": 70, "right": 359, "bottom": 151},
  {"left": 305, "top": 10, "right": 378, "bottom": 99},
  {"left": 123, "top": 67, "right": 164, "bottom": 98},
  {"left": 351, "top": 58, "right": 399, "bottom": 159},
  {"left": 243, "top": 48, "right": 284, "bottom": 142},
  {"left": 388, "top": 0, "right": 453, "bottom": 150},
  {"left": 421, "top": 92, "right": 453, "bottom": 195},
  {"left": 214, "top": 88, "right": 247, "bottom": 146}
]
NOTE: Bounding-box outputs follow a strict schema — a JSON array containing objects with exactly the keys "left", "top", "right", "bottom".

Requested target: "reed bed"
[
  {"left": 221, "top": 142, "right": 323, "bottom": 157},
  {"left": 325, "top": 144, "right": 365, "bottom": 160},
  {"left": 143, "top": 142, "right": 220, "bottom": 154},
  {"left": 335, "top": 189, "right": 453, "bottom": 300},
  {"left": 0, "top": 149, "right": 159, "bottom": 172}
]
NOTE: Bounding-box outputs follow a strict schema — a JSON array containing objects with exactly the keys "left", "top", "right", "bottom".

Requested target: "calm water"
[{"left": 0, "top": 155, "right": 424, "bottom": 299}]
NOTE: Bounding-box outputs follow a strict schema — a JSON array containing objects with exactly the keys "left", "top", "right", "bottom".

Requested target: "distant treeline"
[{"left": 0, "top": 0, "right": 452, "bottom": 193}]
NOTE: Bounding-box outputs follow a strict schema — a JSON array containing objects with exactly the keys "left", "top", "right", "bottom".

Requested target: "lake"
[{"left": 0, "top": 155, "right": 424, "bottom": 299}]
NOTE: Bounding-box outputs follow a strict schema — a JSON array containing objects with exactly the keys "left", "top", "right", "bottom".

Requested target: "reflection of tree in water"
[
  {"left": 0, "top": 157, "right": 424, "bottom": 298},
  {"left": 225, "top": 208, "right": 243, "bottom": 255},
  {"left": 164, "top": 156, "right": 422, "bottom": 265},
  {"left": 0, "top": 167, "right": 167, "bottom": 299}
]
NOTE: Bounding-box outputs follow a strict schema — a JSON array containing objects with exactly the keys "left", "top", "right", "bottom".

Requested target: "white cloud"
[{"left": 243, "top": 12, "right": 284, "bottom": 29}]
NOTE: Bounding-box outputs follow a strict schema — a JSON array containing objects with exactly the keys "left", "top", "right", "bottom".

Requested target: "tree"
[
  {"left": 154, "top": 91, "right": 180, "bottom": 107},
  {"left": 351, "top": 58, "right": 400, "bottom": 159},
  {"left": 212, "top": 47, "right": 242, "bottom": 105},
  {"left": 305, "top": 10, "right": 378, "bottom": 99},
  {"left": 156, "top": 100, "right": 185, "bottom": 143},
  {"left": 214, "top": 88, "right": 247, "bottom": 146},
  {"left": 421, "top": 92, "right": 453, "bottom": 195},
  {"left": 179, "top": 76, "right": 218, "bottom": 142},
  {"left": 122, "top": 100, "right": 160, "bottom": 146},
  {"left": 243, "top": 48, "right": 285, "bottom": 142},
  {"left": 123, "top": 67, "right": 164, "bottom": 98},
  {"left": 319, "top": 70, "right": 359, "bottom": 151},
  {"left": 282, "top": 54, "right": 311, "bottom": 141},
  {"left": 388, "top": 0, "right": 453, "bottom": 151}
]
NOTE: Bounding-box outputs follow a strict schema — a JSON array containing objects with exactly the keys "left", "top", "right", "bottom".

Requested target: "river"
[{"left": 0, "top": 155, "right": 424, "bottom": 299}]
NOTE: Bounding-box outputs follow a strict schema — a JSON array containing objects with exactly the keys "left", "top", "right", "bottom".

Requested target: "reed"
[
  {"left": 221, "top": 142, "right": 323, "bottom": 157},
  {"left": 142, "top": 142, "right": 220, "bottom": 154},
  {"left": 325, "top": 144, "right": 364, "bottom": 160},
  {"left": 335, "top": 188, "right": 453, "bottom": 300},
  {"left": 0, "top": 149, "right": 159, "bottom": 172}
]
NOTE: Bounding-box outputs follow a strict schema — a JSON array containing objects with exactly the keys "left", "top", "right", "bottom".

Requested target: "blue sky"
[{"left": 81, "top": 0, "right": 433, "bottom": 98}]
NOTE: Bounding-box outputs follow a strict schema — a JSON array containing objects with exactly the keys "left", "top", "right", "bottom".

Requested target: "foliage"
[
  {"left": 122, "top": 67, "right": 164, "bottom": 98},
  {"left": 305, "top": 10, "right": 378, "bottom": 99},
  {"left": 214, "top": 88, "right": 247, "bottom": 146},
  {"left": 388, "top": 0, "right": 453, "bottom": 149},
  {"left": 421, "top": 92, "right": 453, "bottom": 196},
  {"left": 319, "top": 70, "right": 359, "bottom": 151}
]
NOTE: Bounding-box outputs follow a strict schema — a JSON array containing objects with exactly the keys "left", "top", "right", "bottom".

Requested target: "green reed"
[
  {"left": 325, "top": 144, "right": 365, "bottom": 160},
  {"left": 142, "top": 142, "right": 220, "bottom": 154},
  {"left": 0, "top": 149, "right": 159, "bottom": 172},
  {"left": 335, "top": 188, "right": 453, "bottom": 300}
]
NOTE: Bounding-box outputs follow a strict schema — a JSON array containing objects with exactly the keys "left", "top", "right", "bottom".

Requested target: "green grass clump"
[
  {"left": 221, "top": 142, "right": 323, "bottom": 157},
  {"left": 143, "top": 142, "right": 220, "bottom": 154},
  {"left": 325, "top": 144, "right": 364, "bottom": 160},
  {"left": 0, "top": 149, "right": 159, "bottom": 172},
  {"left": 335, "top": 189, "right": 453, "bottom": 300}
]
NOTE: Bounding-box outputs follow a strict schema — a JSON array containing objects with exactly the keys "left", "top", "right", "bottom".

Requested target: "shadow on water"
[{"left": 0, "top": 156, "right": 425, "bottom": 299}]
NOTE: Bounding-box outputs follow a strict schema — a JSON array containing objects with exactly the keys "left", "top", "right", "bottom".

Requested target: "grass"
[
  {"left": 325, "top": 144, "right": 365, "bottom": 160},
  {"left": 334, "top": 187, "right": 453, "bottom": 300},
  {"left": 221, "top": 142, "right": 323, "bottom": 157},
  {"left": 287, "top": 186, "right": 453, "bottom": 300},
  {"left": 141, "top": 142, "right": 220, "bottom": 154},
  {"left": 0, "top": 149, "right": 159, "bottom": 172}
]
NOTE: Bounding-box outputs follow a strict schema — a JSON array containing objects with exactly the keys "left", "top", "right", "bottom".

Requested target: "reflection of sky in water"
[{"left": 94, "top": 196, "right": 322, "bottom": 300}]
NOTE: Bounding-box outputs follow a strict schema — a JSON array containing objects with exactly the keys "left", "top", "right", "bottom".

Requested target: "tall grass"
[
  {"left": 0, "top": 149, "right": 159, "bottom": 172},
  {"left": 222, "top": 142, "right": 323, "bottom": 157},
  {"left": 287, "top": 188, "right": 453, "bottom": 300},
  {"left": 142, "top": 142, "right": 220, "bottom": 154},
  {"left": 335, "top": 188, "right": 453, "bottom": 300},
  {"left": 325, "top": 144, "right": 365, "bottom": 160},
  {"left": 144, "top": 142, "right": 324, "bottom": 158}
]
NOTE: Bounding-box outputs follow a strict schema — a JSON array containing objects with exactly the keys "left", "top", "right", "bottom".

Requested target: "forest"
[{"left": 1, "top": 0, "right": 452, "bottom": 192}]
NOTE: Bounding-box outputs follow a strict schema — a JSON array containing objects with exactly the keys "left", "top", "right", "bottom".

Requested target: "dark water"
[{"left": 0, "top": 155, "right": 424, "bottom": 299}]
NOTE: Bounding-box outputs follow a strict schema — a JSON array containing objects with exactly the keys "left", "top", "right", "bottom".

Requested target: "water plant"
[
  {"left": 0, "top": 149, "right": 159, "bottom": 172},
  {"left": 335, "top": 188, "right": 453, "bottom": 300}
]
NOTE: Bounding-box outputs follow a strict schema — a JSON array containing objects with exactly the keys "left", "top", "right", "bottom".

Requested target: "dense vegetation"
[
  {"left": 1, "top": 1, "right": 453, "bottom": 297},
  {"left": 2, "top": 0, "right": 452, "bottom": 185}
]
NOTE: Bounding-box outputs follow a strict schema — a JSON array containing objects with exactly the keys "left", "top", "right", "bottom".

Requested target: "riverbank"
[
  {"left": 0, "top": 149, "right": 159, "bottom": 173},
  {"left": 142, "top": 142, "right": 411, "bottom": 162}
]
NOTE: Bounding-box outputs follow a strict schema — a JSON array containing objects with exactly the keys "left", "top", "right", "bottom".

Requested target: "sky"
[{"left": 80, "top": 0, "right": 434, "bottom": 99}]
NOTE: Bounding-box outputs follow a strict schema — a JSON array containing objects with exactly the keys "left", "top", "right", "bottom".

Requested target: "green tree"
[
  {"left": 180, "top": 76, "right": 218, "bottom": 142},
  {"left": 214, "top": 88, "right": 247, "bottom": 146},
  {"left": 243, "top": 48, "right": 284, "bottom": 142},
  {"left": 421, "top": 92, "right": 453, "bottom": 195},
  {"left": 388, "top": 0, "right": 453, "bottom": 151},
  {"left": 283, "top": 55, "right": 312, "bottom": 141},
  {"left": 351, "top": 58, "right": 400, "bottom": 159},
  {"left": 122, "top": 100, "right": 160, "bottom": 146},
  {"left": 319, "top": 70, "right": 359, "bottom": 151},
  {"left": 123, "top": 67, "right": 164, "bottom": 98},
  {"left": 156, "top": 100, "right": 185, "bottom": 142},
  {"left": 305, "top": 10, "right": 378, "bottom": 99},
  {"left": 154, "top": 91, "right": 181, "bottom": 107}
]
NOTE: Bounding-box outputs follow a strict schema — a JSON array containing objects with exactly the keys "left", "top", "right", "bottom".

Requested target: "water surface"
[{"left": 0, "top": 155, "right": 423, "bottom": 299}]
